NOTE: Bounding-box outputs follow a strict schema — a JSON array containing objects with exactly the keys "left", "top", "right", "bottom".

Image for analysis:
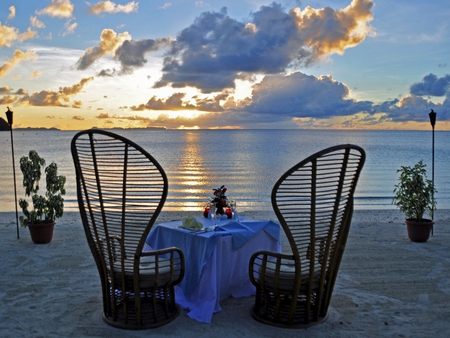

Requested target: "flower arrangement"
[{"left": 204, "top": 185, "right": 232, "bottom": 217}]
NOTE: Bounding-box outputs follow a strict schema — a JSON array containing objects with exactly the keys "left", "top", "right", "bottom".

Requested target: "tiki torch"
[
  {"left": 429, "top": 109, "right": 436, "bottom": 229},
  {"left": 5, "top": 107, "right": 19, "bottom": 239}
]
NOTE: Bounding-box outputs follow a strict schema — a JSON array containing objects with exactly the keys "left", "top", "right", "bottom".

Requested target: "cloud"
[
  {"left": 290, "top": 0, "right": 375, "bottom": 61},
  {"left": 72, "top": 115, "right": 85, "bottom": 120},
  {"left": 30, "top": 16, "right": 46, "bottom": 29},
  {"left": 62, "top": 19, "right": 78, "bottom": 36},
  {"left": 0, "top": 95, "right": 17, "bottom": 105},
  {"left": 0, "top": 86, "right": 11, "bottom": 93},
  {"left": 245, "top": 72, "right": 371, "bottom": 120},
  {"left": 0, "top": 50, "right": 38, "bottom": 77},
  {"left": 36, "top": 0, "right": 74, "bottom": 18},
  {"left": 8, "top": 6, "right": 16, "bottom": 20},
  {"left": 131, "top": 92, "right": 195, "bottom": 111},
  {"left": 154, "top": 0, "right": 375, "bottom": 93},
  {"left": 158, "top": 3, "right": 172, "bottom": 10},
  {"left": 72, "top": 100, "right": 82, "bottom": 108},
  {"left": 130, "top": 91, "right": 231, "bottom": 112},
  {"left": 114, "top": 37, "right": 171, "bottom": 73},
  {"left": 19, "top": 76, "right": 94, "bottom": 106},
  {"left": 30, "top": 70, "right": 42, "bottom": 78},
  {"left": 0, "top": 23, "right": 37, "bottom": 48},
  {"left": 88, "top": 1, "right": 139, "bottom": 15},
  {"left": 410, "top": 74, "right": 450, "bottom": 97},
  {"left": 130, "top": 69, "right": 450, "bottom": 129},
  {"left": 76, "top": 29, "right": 132, "bottom": 70},
  {"left": 97, "top": 68, "right": 117, "bottom": 76},
  {"left": 195, "top": 2, "right": 209, "bottom": 8}
]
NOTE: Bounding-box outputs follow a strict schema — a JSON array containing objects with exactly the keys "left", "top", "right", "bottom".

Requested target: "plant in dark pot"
[
  {"left": 18, "top": 150, "right": 66, "bottom": 244},
  {"left": 392, "top": 160, "right": 436, "bottom": 242}
]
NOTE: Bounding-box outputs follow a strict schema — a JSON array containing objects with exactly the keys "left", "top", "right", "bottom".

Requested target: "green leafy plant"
[
  {"left": 392, "top": 160, "right": 436, "bottom": 221},
  {"left": 18, "top": 150, "right": 66, "bottom": 226}
]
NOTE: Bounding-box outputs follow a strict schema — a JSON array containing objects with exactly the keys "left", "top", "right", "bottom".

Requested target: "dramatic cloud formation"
[
  {"left": 114, "top": 37, "right": 172, "bottom": 73},
  {"left": 87, "top": 1, "right": 139, "bottom": 15},
  {"left": 154, "top": 0, "right": 374, "bottom": 93},
  {"left": 1, "top": 0, "right": 448, "bottom": 130},
  {"left": 76, "top": 29, "right": 132, "bottom": 70},
  {"left": 19, "top": 76, "right": 94, "bottom": 106},
  {"left": 0, "top": 50, "right": 38, "bottom": 77},
  {"left": 410, "top": 74, "right": 450, "bottom": 97},
  {"left": 36, "top": 0, "right": 74, "bottom": 18},
  {"left": 245, "top": 72, "right": 372, "bottom": 120},
  {"left": 0, "top": 23, "right": 37, "bottom": 48}
]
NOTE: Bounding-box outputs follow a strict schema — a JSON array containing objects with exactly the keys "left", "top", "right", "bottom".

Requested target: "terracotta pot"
[
  {"left": 27, "top": 221, "right": 56, "bottom": 244},
  {"left": 405, "top": 219, "right": 433, "bottom": 243}
]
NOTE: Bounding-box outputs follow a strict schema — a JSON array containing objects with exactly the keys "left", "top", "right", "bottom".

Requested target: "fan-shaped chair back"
[
  {"left": 250, "top": 144, "right": 365, "bottom": 327},
  {"left": 71, "top": 129, "right": 184, "bottom": 329}
]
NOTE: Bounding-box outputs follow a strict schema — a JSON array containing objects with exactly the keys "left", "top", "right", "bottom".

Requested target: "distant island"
[
  {"left": 0, "top": 117, "right": 9, "bottom": 131},
  {"left": 0, "top": 120, "right": 168, "bottom": 132},
  {"left": 15, "top": 127, "right": 61, "bottom": 131}
]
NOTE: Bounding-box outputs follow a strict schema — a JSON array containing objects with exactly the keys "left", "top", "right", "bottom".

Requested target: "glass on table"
[
  {"left": 207, "top": 205, "right": 219, "bottom": 230},
  {"left": 229, "top": 200, "right": 237, "bottom": 220}
]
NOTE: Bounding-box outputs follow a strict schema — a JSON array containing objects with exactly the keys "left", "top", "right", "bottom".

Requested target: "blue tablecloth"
[{"left": 146, "top": 217, "right": 280, "bottom": 303}]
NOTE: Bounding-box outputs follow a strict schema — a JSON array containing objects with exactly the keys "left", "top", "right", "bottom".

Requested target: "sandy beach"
[{"left": 1, "top": 209, "right": 450, "bottom": 337}]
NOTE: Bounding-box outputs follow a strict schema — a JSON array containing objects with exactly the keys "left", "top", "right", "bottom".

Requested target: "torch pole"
[
  {"left": 10, "top": 124, "right": 19, "bottom": 239},
  {"left": 5, "top": 107, "right": 19, "bottom": 239},
  {"left": 429, "top": 109, "right": 436, "bottom": 235}
]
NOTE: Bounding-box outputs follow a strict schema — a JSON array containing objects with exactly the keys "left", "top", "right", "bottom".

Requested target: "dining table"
[{"left": 144, "top": 216, "right": 281, "bottom": 323}]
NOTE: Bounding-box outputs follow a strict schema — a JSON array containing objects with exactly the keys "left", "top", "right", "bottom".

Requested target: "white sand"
[{"left": 1, "top": 209, "right": 450, "bottom": 337}]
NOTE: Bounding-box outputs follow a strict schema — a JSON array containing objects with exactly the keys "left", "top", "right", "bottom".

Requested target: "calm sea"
[{"left": 1, "top": 129, "right": 449, "bottom": 213}]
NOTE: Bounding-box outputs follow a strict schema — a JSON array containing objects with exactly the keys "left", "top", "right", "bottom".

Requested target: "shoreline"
[{"left": 1, "top": 209, "right": 450, "bottom": 337}]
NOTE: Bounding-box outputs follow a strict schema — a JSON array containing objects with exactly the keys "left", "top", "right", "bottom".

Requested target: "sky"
[{"left": 1, "top": 0, "right": 449, "bottom": 130}]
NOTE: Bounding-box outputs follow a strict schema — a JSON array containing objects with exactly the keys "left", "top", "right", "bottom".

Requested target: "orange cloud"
[
  {"left": 19, "top": 77, "right": 94, "bottom": 107},
  {"left": 291, "top": 0, "right": 375, "bottom": 59},
  {"left": 0, "top": 95, "right": 17, "bottom": 104},
  {"left": 76, "top": 29, "right": 132, "bottom": 70},
  {"left": 30, "top": 16, "right": 46, "bottom": 28},
  {"left": 36, "top": 0, "right": 74, "bottom": 18},
  {"left": 0, "top": 23, "right": 37, "bottom": 48},
  {"left": 0, "top": 50, "right": 38, "bottom": 77},
  {"left": 8, "top": 6, "right": 16, "bottom": 20}
]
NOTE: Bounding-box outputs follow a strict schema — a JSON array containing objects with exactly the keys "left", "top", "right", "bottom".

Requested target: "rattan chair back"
[
  {"left": 249, "top": 144, "right": 365, "bottom": 327},
  {"left": 71, "top": 129, "right": 184, "bottom": 329}
]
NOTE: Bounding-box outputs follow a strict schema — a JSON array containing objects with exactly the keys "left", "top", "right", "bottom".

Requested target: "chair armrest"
[
  {"left": 139, "top": 247, "right": 185, "bottom": 286},
  {"left": 249, "top": 250, "right": 296, "bottom": 286}
]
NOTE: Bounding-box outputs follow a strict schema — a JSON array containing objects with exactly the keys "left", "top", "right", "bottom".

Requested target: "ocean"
[{"left": 1, "top": 129, "right": 449, "bottom": 213}]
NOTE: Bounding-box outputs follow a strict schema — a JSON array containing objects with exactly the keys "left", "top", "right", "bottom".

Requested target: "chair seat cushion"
[
  {"left": 262, "top": 260, "right": 321, "bottom": 292},
  {"left": 113, "top": 256, "right": 178, "bottom": 289}
]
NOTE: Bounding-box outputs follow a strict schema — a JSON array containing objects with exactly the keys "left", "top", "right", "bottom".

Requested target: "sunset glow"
[{"left": 1, "top": 0, "right": 449, "bottom": 130}]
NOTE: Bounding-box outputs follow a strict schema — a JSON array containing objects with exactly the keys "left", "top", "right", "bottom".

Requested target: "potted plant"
[
  {"left": 392, "top": 160, "right": 436, "bottom": 242},
  {"left": 18, "top": 150, "right": 66, "bottom": 244}
]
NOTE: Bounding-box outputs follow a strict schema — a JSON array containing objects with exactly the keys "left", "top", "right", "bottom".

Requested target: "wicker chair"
[
  {"left": 71, "top": 129, "right": 185, "bottom": 330},
  {"left": 249, "top": 144, "right": 365, "bottom": 328}
]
